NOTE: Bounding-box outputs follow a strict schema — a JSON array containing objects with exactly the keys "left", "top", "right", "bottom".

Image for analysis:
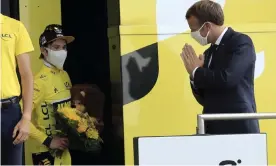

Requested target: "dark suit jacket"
[{"left": 191, "top": 27, "right": 260, "bottom": 134}]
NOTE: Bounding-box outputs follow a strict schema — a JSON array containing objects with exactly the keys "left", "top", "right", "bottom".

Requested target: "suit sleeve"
[
  {"left": 29, "top": 78, "right": 48, "bottom": 144},
  {"left": 194, "top": 34, "right": 255, "bottom": 89},
  {"left": 190, "top": 50, "right": 209, "bottom": 106},
  {"left": 190, "top": 82, "right": 204, "bottom": 106}
]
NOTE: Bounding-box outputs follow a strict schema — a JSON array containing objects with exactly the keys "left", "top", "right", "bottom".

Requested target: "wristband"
[{"left": 43, "top": 137, "right": 53, "bottom": 148}]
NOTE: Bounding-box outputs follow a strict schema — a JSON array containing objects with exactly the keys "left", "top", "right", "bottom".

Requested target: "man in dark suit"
[{"left": 181, "top": 0, "right": 260, "bottom": 134}]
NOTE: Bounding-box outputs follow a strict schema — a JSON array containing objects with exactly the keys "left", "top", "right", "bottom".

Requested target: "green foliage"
[{"left": 50, "top": 107, "right": 102, "bottom": 158}]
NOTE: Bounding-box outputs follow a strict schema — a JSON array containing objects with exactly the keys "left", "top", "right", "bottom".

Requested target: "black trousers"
[{"left": 1, "top": 101, "right": 23, "bottom": 165}]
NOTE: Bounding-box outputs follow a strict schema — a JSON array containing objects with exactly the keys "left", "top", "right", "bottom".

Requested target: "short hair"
[{"left": 186, "top": 0, "right": 224, "bottom": 26}]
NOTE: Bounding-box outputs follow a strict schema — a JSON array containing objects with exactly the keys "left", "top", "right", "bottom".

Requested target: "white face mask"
[
  {"left": 191, "top": 23, "right": 210, "bottom": 46},
  {"left": 45, "top": 48, "right": 67, "bottom": 69}
]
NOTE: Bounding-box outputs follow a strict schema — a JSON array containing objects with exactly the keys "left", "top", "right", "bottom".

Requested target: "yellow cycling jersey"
[{"left": 25, "top": 61, "right": 72, "bottom": 165}]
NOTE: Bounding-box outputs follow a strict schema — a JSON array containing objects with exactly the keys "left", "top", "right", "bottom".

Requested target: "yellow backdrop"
[
  {"left": 19, "top": 0, "right": 62, "bottom": 75},
  {"left": 118, "top": 0, "right": 276, "bottom": 165}
]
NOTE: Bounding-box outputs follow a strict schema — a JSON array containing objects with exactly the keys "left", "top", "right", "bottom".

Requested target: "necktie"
[{"left": 207, "top": 44, "right": 218, "bottom": 68}]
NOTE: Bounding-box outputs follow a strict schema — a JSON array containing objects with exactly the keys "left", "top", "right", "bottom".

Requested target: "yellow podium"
[{"left": 108, "top": 0, "right": 276, "bottom": 165}]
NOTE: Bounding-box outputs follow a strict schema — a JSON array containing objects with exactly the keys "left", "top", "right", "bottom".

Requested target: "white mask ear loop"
[
  {"left": 198, "top": 23, "right": 206, "bottom": 32},
  {"left": 204, "top": 22, "right": 212, "bottom": 37},
  {"left": 44, "top": 47, "right": 51, "bottom": 55},
  {"left": 199, "top": 22, "right": 211, "bottom": 38},
  {"left": 43, "top": 48, "right": 53, "bottom": 67},
  {"left": 205, "top": 31, "right": 210, "bottom": 39}
]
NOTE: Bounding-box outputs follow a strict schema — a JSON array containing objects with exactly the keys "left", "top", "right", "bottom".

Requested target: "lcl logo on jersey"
[{"left": 1, "top": 33, "right": 12, "bottom": 41}]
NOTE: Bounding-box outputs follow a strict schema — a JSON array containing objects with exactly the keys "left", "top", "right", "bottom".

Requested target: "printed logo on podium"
[{"left": 219, "top": 159, "right": 242, "bottom": 166}]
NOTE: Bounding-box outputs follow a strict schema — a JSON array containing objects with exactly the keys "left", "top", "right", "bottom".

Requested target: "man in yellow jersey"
[
  {"left": 0, "top": 14, "right": 34, "bottom": 165},
  {"left": 24, "top": 24, "right": 75, "bottom": 165}
]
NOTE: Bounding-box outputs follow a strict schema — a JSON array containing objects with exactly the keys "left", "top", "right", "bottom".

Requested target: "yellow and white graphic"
[
  {"left": 155, "top": 0, "right": 265, "bottom": 79},
  {"left": 155, "top": 0, "right": 226, "bottom": 41},
  {"left": 116, "top": 0, "right": 276, "bottom": 165}
]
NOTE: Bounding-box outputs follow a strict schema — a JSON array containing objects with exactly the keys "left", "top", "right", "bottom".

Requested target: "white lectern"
[
  {"left": 133, "top": 113, "right": 276, "bottom": 165},
  {"left": 134, "top": 134, "right": 267, "bottom": 165}
]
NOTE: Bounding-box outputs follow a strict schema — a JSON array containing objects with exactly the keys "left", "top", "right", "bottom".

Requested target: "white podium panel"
[{"left": 134, "top": 134, "right": 267, "bottom": 165}]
